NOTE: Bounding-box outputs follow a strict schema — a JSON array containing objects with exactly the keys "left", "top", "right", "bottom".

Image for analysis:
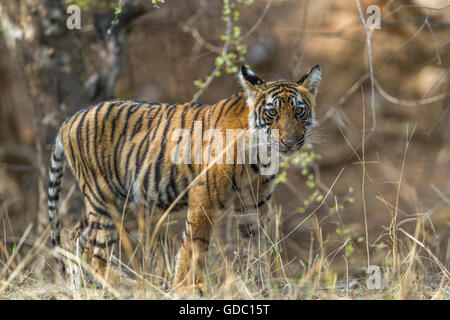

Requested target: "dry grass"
[
  {"left": 0, "top": 221, "right": 447, "bottom": 300},
  {"left": 1, "top": 157, "right": 448, "bottom": 300}
]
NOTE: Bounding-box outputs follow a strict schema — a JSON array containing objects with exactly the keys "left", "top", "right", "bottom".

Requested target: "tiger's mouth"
[
  {"left": 275, "top": 136, "right": 305, "bottom": 154},
  {"left": 251, "top": 130, "right": 305, "bottom": 157}
]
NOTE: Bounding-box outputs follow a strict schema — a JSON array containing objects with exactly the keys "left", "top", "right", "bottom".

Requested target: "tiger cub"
[{"left": 48, "top": 64, "right": 321, "bottom": 292}]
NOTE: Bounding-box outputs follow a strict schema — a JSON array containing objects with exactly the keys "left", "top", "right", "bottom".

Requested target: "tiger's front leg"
[
  {"left": 173, "top": 184, "right": 217, "bottom": 295},
  {"left": 232, "top": 176, "right": 275, "bottom": 290}
]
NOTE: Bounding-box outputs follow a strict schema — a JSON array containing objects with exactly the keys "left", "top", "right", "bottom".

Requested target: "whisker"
[{"left": 304, "top": 130, "right": 327, "bottom": 145}]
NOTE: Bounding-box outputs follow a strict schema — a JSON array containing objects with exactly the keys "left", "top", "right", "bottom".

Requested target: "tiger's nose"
[{"left": 281, "top": 139, "right": 295, "bottom": 148}]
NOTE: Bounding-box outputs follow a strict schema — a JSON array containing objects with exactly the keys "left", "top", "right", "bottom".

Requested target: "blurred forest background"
[{"left": 0, "top": 0, "right": 449, "bottom": 299}]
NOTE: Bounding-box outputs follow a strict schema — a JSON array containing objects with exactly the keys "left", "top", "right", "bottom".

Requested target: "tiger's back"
[{"left": 58, "top": 94, "right": 247, "bottom": 210}]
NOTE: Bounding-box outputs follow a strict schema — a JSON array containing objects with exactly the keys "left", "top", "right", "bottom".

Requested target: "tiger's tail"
[{"left": 48, "top": 135, "right": 66, "bottom": 249}]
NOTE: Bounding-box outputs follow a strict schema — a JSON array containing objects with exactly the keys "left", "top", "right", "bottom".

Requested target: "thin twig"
[
  {"left": 242, "top": 0, "right": 273, "bottom": 39},
  {"left": 356, "top": 0, "right": 376, "bottom": 133},
  {"left": 382, "top": 4, "right": 450, "bottom": 20},
  {"left": 181, "top": 23, "right": 222, "bottom": 54},
  {"left": 361, "top": 85, "right": 370, "bottom": 269},
  {"left": 291, "top": 0, "right": 336, "bottom": 78},
  {"left": 191, "top": 0, "right": 232, "bottom": 102},
  {"left": 391, "top": 124, "right": 416, "bottom": 272},
  {"left": 0, "top": 162, "right": 34, "bottom": 172}
]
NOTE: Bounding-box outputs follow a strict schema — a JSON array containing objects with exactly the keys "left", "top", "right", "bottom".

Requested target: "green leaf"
[
  {"left": 345, "top": 244, "right": 354, "bottom": 257},
  {"left": 275, "top": 171, "right": 287, "bottom": 184}
]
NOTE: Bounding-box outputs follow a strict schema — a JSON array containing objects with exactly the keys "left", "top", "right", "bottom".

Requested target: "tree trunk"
[
  {"left": 1, "top": 0, "right": 90, "bottom": 232},
  {"left": 0, "top": 0, "right": 147, "bottom": 234}
]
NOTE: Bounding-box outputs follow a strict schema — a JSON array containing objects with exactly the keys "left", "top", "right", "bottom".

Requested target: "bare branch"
[
  {"left": 181, "top": 23, "right": 222, "bottom": 54},
  {"left": 374, "top": 78, "right": 449, "bottom": 107},
  {"left": 291, "top": 0, "right": 336, "bottom": 78},
  {"left": 383, "top": 4, "right": 450, "bottom": 20},
  {"left": 242, "top": 0, "right": 273, "bottom": 39},
  {"left": 356, "top": 0, "right": 376, "bottom": 133}
]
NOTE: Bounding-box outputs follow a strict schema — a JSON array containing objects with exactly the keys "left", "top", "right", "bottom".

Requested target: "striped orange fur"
[{"left": 48, "top": 65, "right": 321, "bottom": 292}]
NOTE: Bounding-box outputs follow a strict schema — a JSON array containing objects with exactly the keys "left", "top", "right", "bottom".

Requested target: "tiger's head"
[{"left": 239, "top": 65, "right": 321, "bottom": 156}]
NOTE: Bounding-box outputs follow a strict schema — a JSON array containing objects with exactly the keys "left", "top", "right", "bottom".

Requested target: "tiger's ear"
[
  {"left": 239, "top": 65, "right": 265, "bottom": 105},
  {"left": 297, "top": 65, "right": 321, "bottom": 97}
]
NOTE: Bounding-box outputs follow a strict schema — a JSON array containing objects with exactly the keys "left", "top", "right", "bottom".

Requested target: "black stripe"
[
  {"left": 224, "top": 94, "right": 245, "bottom": 116},
  {"left": 180, "top": 103, "right": 189, "bottom": 129},
  {"left": 146, "top": 104, "right": 162, "bottom": 131},
  {"left": 50, "top": 166, "right": 62, "bottom": 173},
  {"left": 143, "top": 163, "right": 153, "bottom": 197},
  {"left": 110, "top": 105, "right": 125, "bottom": 143},
  {"left": 185, "top": 233, "right": 210, "bottom": 246},
  {"left": 93, "top": 103, "right": 105, "bottom": 178},
  {"left": 48, "top": 194, "right": 59, "bottom": 202},
  {"left": 166, "top": 164, "right": 179, "bottom": 205},
  {"left": 105, "top": 154, "right": 126, "bottom": 199},
  {"left": 171, "top": 103, "right": 190, "bottom": 163},
  {"left": 89, "top": 221, "right": 115, "bottom": 230},
  {"left": 255, "top": 194, "right": 272, "bottom": 208},
  {"left": 150, "top": 107, "right": 164, "bottom": 140},
  {"left": 135, "top": 130, "right": 151, "bottom": 177},
  {"left": 81, "top": 172, "right": 105, "bottom": 205},
  {"left": 67, "top": 118, "right": 78, "bottom": 174},
  {"left": 90, "top": 172, "right": 107, "bottom": 202},
  {"left": 52, "top": 154, "right": 62, "bottom": 162},
  {"left": 131, "top": 110, "right": 145, "bottom": 138},
  {"left": 92, "top": 254, "right": 107, "bottom": 263},
  {"left": 49, "top": 180, "right": 61, "bottom": 188},
  {"left": 100, "top": 102, "right": 115, "bottom": 140},
  {"left": 76, "top": 109, "right": 89, "bottom": 158},
  {"left": 91, "top": 239, "right": 116, "bottom": 248},
  {"left": 231, "top": 164, "right": 240, "bottom": 192},
  {"left": 212, "top": 97, "right": 232, "bottom": 128},
  {"left": 188, "top": 106, "right": 206, "bottom": 173},
  {"left": 85, "top": 120, "right": 91, "bottom": 166},
  {"left": 267, "top": 84, "right": 283, "bottom": 94},
  {"left": 113, "top": 134, "right": 126, "bottom": 189},
  {"left": 155, "top": 104, "right": 178, "bottom": 207},
  {"left": 263, "top": 174, "right": 276, "bottom": 184},
  {"left": 192, "top": 237, "right": 209, "bottom": 245},
  {"left": 111, "top": 107, "right": 128, "bottom": 193},
  {"left": 213, "top": 173, "right": 225, "bottom": 209},
  {"left": 85, "top": 195, "right": 110, "bottom": 217},
  {"left": 124, "top": 144, "right": 136, "bottom": 186}
]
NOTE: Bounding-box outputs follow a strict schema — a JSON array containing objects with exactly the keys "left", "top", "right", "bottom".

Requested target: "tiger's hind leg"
[
  {"left": 79, "top": 201, "right": 119, "bottom": 283},
  {"left": 81, "top": 201, "right": 142, "bottom": 287}
]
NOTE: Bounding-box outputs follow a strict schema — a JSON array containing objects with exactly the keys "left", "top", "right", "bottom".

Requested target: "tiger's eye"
[
  {"left": 295, "top": 106, "right": 306, "bottom": 117},
  {"left": 266, "top": 108, "right": 278, "bottom": 118}
]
